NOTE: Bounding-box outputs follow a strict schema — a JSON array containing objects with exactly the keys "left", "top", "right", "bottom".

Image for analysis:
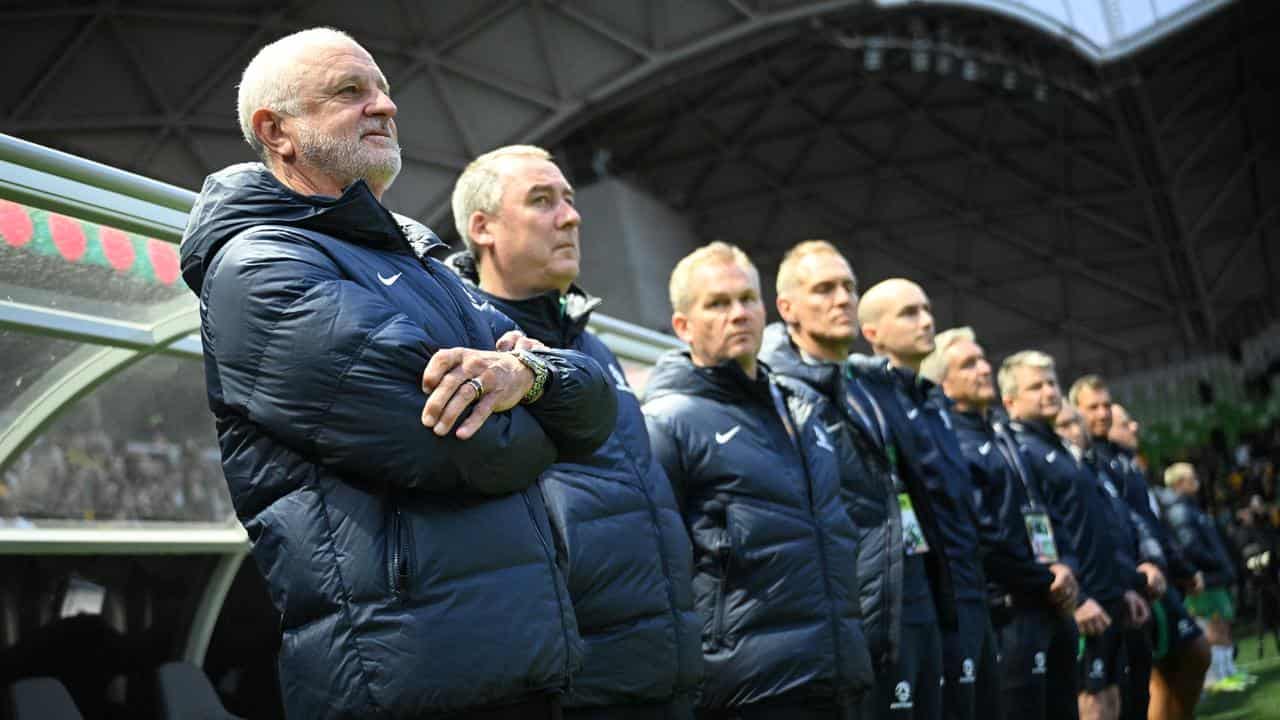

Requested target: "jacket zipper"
[
  {"left": 521, "top": 492, "right": 575, "bottom": 693},
  {"left": 388, "top": 506, "right": 411, "bottom": 597},
  {"left": 711, "top": 528, "right": 731, "bottom": 649}
]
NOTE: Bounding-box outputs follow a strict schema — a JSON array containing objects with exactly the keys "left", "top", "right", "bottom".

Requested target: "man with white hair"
[
  {"left": 920, "top": 328, "right": 1078, "bottom": 720},
  {"left": 447, "top": 145, "right": 703, "bottom": 719},
  {"left": 180, "top": 28, "right": 618, "bottom": 719},
  {"left": 1164, "top": 463, "right": 1245, "bottom": 693}
]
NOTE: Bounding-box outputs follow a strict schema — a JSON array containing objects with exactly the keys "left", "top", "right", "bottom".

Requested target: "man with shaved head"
[
  {"left": 760, "top": 243, "right": 951, "bottom": 720},
  {"left": 181, "top": 27, "right": 618, "bottom": 719},
  {"left": 921, "top": 328, "right": 1078, "bottom": 720},
  {"left": 850, "top": 279, "right": 997, "bottom": 720}
]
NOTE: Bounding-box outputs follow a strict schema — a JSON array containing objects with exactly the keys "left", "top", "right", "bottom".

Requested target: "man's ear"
[
  {"left": 468, "top": 211, "right": 496, "bottom": 254},
  {"left": 776, "top": 294, "right": 794, "bottom": 325},
  {"left": 1002, "top": 393, "right": 1016, "bottom": 415},
  {"left": 672, "top": 312, "right": 692, "bottom": 345},
  {"left": 252, "top": 108, "right": 294, "bottom": 161},
  {"left": 860, "top": 321, "right": 878, "bottom": 347}
]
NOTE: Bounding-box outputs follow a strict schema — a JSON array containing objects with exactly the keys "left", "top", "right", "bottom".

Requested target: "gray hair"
[
  {"left": 237, "top": 27, "right": 360, "bottom": 160},
  {"left": 998, "top": 350, "right": 1056, "bottom": 399},
  {"left": 452, "top": 145, "right": 552, "bottom": 254},
  {"left": 919, "top": 326, "right": 976, "bottom": 384}
]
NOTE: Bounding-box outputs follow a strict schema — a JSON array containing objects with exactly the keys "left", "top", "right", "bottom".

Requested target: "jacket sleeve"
[
  {"left": 644, "top": 411, "right": 689, "bottom": 512},
  {"left": 202, "top": 229, "right": 558, "bottom": 495},
  {"left": 518, "top": 348, "right": 618, "bottom": 461},
  {"left": 1129, "top": 508, "right": 1167, "bottom": 568}
]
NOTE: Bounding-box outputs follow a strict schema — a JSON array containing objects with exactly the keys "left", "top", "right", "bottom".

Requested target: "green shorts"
[{"left": 1185, "top": 587, "right": 1235, "bottom": 621}]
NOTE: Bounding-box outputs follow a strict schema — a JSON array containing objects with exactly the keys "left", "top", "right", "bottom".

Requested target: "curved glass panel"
[
  {"left": 0, "top": 199, "right": 187, "bottom": 323},
  {"left": 0, "top": 354, "right": 232, "bottom": 526},
  {"left": 0, "top": 330, "right": 81, "bottom": 418}
]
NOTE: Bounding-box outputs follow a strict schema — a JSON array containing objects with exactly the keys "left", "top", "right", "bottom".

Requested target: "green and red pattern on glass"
[{"left": 0, "top": 199, "right": 179, "bottom": 285}]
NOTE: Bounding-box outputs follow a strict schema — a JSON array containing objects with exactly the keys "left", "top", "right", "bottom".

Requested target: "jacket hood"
[
  {"left": 444, "top": 250, "right": 602, "bottom": 346},
  {"left": 642, "top": 350, "right": 772, "bottom": 407},
  {"left": 759, "top": 322, "right": 840, "bottom": 395},
  {"left": 180, "top": 162, "right": 443, "bottom": 293}
]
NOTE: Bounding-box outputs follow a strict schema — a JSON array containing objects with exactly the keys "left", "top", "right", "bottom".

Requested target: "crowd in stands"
[{"left": 0, "top": 429, "right": 232, "bottom": 524}]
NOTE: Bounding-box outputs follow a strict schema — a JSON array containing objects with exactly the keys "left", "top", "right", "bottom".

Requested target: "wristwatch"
[{"left": 512, "top": 350, "right": 549, "bottom": 405}]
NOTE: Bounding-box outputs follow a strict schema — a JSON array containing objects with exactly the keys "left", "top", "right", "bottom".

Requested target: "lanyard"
[{"left": 992, "top": 423, "right": 1043, "bottom": 509}]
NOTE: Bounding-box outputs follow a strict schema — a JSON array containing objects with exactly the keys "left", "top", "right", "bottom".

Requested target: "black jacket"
[
  {"left": 948, "top": 408, "right": 1056, "bottom": 603},
  {"left": 642, "top": 352, "right": 874, "bottom": 710},
  {"left": 448, "top": 256, "right": 702, "bottom": 709},
  {"left": 1165, "top": 494, "right": 1238, "bottom": 589},
  {"left": 1094, "top": 440, "right": 1197, "bottom": 584},
  {"left": 759, "top": 324, "right": 943, "bottom": 666},
  {"left": 1009, "top": 420, "right": 1140, "bottom": 606},
  {"left": 847, "top": 355, "right": 978, "bottom": 607},
  {"left": 179, "top": 163, "right": 617, "bottom": 718}
]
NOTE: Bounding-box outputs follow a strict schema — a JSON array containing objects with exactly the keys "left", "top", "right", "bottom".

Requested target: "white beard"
[{"left": 295, "top": 120, "right": 402, "bottom": 194}]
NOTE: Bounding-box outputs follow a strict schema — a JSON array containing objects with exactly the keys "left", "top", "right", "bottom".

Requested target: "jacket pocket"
[{"left": 387, "top": 506, "right": 412, "bottom": 598}]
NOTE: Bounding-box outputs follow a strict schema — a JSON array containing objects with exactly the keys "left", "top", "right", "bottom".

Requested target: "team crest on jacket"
[
  {"left": 1033, "top": 652, "right": 1047, "bottom": 675},
  {"left": 1089, "top": 658, "right": 1105, "bottom": 680},
  {"left": 960, "top": 658, "right": 976, "bottom": 684},
  {"left": 890, "top": 681, "right": 913, "bottom": 709}
]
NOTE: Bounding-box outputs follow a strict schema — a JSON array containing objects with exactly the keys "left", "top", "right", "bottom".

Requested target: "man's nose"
[
  {"left": 558, "top": 200, "right": 581, "bottom": 228},
  {"left": 368, "top": 88, "right": 397, "bottom": 118}
]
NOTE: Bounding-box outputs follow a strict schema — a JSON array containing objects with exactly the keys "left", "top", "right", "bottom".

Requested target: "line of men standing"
[{"left": 183, "top": 27, "right": 1218, "bottom": 720}]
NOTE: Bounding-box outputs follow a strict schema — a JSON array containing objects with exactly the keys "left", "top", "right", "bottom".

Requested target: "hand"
[
  {"left": 495, "top": 331, "right": 548, "bottom": 352},
  {"left": 421, "top": 348, "right": 535, "bottom": 439},
  {"left": 1124, "top": 589, "right": 1150, "bottom": 626},
  {"left": 1074, "top": 598, "right": 1112, "bottom": 637},
  {"left": 1048, "top": 563, "right": 1079, "bottom": 613},
  {"left": 1138, "top": 562, "right": 1167, "bottom": 599}
]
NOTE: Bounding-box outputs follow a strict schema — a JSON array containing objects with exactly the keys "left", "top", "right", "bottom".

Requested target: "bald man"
[{"left": 850, "top": 279, "right": 996, "bottom": 720}]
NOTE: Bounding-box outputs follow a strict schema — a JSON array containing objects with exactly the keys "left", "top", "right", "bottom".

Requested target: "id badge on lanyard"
[{"left": 1021, "top": 504, "right": 1059, "bottom": 564}]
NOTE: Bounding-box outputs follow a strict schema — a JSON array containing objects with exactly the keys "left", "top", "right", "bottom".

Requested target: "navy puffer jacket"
[
  {"left": 180, "top": 164, "right": 617, "bottom": 719},
  {"left": 447, "top": 254, "right": 702, "bottom": 710},
  {"left": 759, "top": 324, "right": 911, "bottom": 667},
  {"left": 642, "top": 352, "right": 874, "bottom": 710}
]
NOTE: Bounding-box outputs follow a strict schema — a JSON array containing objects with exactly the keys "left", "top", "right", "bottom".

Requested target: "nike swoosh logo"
[
  {"left": 1045, "top": 451, "right": 1057, "bottom": 464},
  {"left": 378, "top": 272, "right": 402, "bottom": 286},
  {"left": 978, "top": 441, "right": 992, "bottom": 456},
  {"left": 715, "top": 426, "right": 741, "bottom": 445}
]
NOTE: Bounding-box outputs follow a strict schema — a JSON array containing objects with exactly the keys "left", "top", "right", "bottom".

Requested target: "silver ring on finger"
[{"left": 465, "top": 377, "right": 485, "bottom": 402}]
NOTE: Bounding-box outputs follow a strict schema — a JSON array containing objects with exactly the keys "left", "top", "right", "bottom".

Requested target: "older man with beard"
[{"left": 179, "top": 27, "right": 617, "bottom": 719}]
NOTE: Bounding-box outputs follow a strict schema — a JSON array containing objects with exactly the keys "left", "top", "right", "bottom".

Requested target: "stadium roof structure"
[{"left": 2, "top": 0, "right": 1276, "bottom": 382}]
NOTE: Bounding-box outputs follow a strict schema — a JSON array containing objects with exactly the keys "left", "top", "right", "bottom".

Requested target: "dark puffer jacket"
[
  {"left": 447, "top": 255, "right": 702, "bottom": 710},
  {"left": 759, "top": 324, "right": 933, "bottom": 667},
  {"left": 642, "top": 351, "right": 874, "bottom": 710},
  {"left": 180, "top": 163, "right": 617, "bottom": 719}
]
